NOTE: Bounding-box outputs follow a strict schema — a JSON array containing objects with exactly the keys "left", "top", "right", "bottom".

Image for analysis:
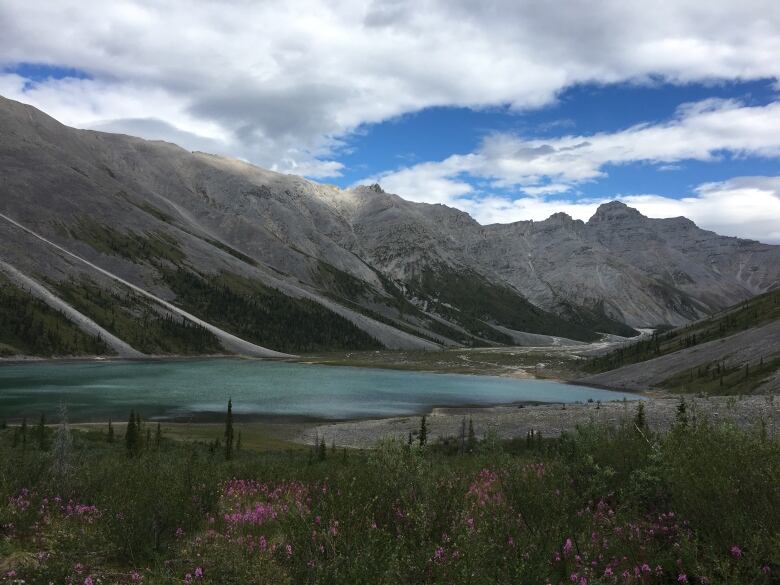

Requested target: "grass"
[
  {"left": 63, "top": 217, "right": 185, "bottom": 265},
  {"left": 297, "top": 347, "right": 585, "bottom": 378},
  {"left": 1, "top": 408, "right": 777, "bottom": 584}
]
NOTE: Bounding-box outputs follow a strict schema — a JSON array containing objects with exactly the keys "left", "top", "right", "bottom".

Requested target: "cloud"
[
  {"left": 1, "top": 0, "right": 780, "bottom": 175},
  {"left": 451, "top": 176, "right": 780, "bottom": 244},
  {"left": 371, "top": 98, "right": 780, "bottom": 198}
]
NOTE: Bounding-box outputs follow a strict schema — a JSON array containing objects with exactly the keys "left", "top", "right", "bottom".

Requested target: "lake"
[{"left": 0, "top": 359, "right": 639, "bottom": 422}]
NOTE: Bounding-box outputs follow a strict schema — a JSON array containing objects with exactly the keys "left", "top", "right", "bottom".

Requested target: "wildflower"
[
  {"left": 84, "top": 578, "right": 94, "bottom": 585},
  {"left": 175, "top": 527, "right": 185, "bottom": 538},
  {"left": 603, "top": 567, "right": 613, "bottom": 577},
  {"left": 130, "top": 572, "right": 142, "bottom": 582},
  {"left": 761, "top": 565, "right": 770, "bottom": 574},
  {"left": 286, "top": 543, "right": 293, "bottom": 557},
  {"left": 434, "top": 547, "right": 445, "bottom": 563},
  {"left": 677, "top": 574, "right": 688, "bottom": 583},
  {"left": 563, "top": 538, "right": 574, "bottom": 556},
  {"left": 730, "top": 545, "right": 742, "bottom": 558}
]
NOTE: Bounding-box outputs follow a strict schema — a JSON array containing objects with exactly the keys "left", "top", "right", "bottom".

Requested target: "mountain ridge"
[{"left": 1, "top": 95, "right": 779, "bottom": 357}]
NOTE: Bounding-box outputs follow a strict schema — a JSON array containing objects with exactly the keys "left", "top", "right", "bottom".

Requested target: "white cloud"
[
  {"left": 453, "top": 177, "right": 780, "bottom": 244},
  {"left": 1, "top": 0, "right": 780, "bottom": 175},
  {"left": 372, "top": 98, "right": 780, "bottom": 198}
]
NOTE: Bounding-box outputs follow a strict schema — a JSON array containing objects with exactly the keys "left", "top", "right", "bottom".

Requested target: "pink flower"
[
  {"left": 603, "top": 567, "right": 613, "bottom": 577},
  {"left": 563, "top": 538, "right": 574, "bottom": 556},
  {"left": 730, "top": 545, "right": 742, "bottom": 558},
  {"left": 130, "top": 572, "right": 142, "bottom": 582},
  {"left": 194, "top": 567, "right": 203, "bottom": 578},
  {"left": 84, "top": 577, "right": 94, "bottom": 585},
  {"left": 286, "top": 543, "right": 293, "bottom": 557},
  {"left": 678, "top": 574, "right": 688, "bottom": 583}
]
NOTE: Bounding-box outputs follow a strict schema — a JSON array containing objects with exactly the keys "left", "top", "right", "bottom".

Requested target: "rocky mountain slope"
[
  {"left": 1, "top": 95, "right": 779, "bottom": 358},
  {"left": 582, "top": 288, "right": 780, "bottom": 394}
]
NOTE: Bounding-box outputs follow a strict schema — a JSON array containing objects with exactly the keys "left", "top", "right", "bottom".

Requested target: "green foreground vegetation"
[{"left": 1, "top": 405, "right": 777, "bottom": 584}]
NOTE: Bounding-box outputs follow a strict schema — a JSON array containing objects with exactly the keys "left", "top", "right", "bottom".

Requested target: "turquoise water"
[{"left": 0, "top": 359, "right": 638, "bottom": 422}]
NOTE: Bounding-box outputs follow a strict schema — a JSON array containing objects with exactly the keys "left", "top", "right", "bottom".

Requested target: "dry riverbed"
[{"left": 298, "top": 394, "right": 780, "bottom": 449}]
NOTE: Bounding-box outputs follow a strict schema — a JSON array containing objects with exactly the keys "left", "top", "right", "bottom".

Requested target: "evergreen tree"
[
  {"left": 107, "top": 418, "right": 115, "bottom": 444},
  {"left": 467, "top": 417, "right": 476, "bottom": 452},
  {"left": 37, "top": 413, "right": 46, "bottom": 450},
  {"left": 224, "top": 398, "right": 234, "bottom": 461},
  {"left": 318, "top": 436, "right": 327, "bottom": 461},
  {"left": 12, "top": 427, "right": 19, "bottom": 448},
  {"left": 51, "top": 404, "right": 73, "bottom": 480},
  {"left": 419, "top": 415, "right": 427, "bottom": 448},
  {"left": 236, "top": 431, "right": 242, "bottom": 453},
  {"left": 0, "top": 420, "right": 6, "bottom": 430},
  {"left": 407, "top": 431, "right": 413, "bottom": 449},
  {"left": 125, "top": 409, "right": 139, "bottom": 455},
  {"left": 146, "top": 428, "right": 151, "bottom": 449},
  {"left": 155, "top": 423, "right": 162, "bottom": 450},
  {"left": 20, "top": 417, "right": 27, "bottom": 450},
  {"left": 634, "top": 402, "right": 646, "bottom": 430},
  {"left": 675, "top": 398, "right": 689, "bottom": 429}
]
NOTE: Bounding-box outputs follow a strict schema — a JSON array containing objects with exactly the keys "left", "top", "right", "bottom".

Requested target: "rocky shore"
[{"left": 299, "top": 394, "right": 779, "bottom": 449}]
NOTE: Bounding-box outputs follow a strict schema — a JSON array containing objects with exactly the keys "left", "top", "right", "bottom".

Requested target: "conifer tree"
[
  {"left": 107, "top": 418, "right": 115, "bottom": 443},
  {"left": 20, "top": 417, "right": 27, "bottom": 450},
  {"left": 634, "top": 402, "right": 646, "bottom": 430},
  {"left": 318, "top": 436, "right": 327, "bottom": 461},
  {"left": 407, "top": 431, "right": 413, "bottom": 449},
  {"left": 37, "top": 413, "right": 46, "bottom": 450},
  {"left": 675, "top": 398, "right": 689, "bottom": 429},
  {"left": 155, "top": 423, "right": 162, "bottom": 450},
  {"left": 467, "top": 417, "right": 476, "bottom": 452},
  {"left": 224, "top": 398, "right": 234, "bottom": 460},
  {"left": 236, "top": 431, "right": 242, "bottom": 453},
  {"left": 125, "top": 409, "right": 138, "bottom": 455},
  {"left": 419, "top": 415, "right": 427, "bottom": 448},
  {"left": 51, "top": 404, "right": 73, "bottom": 480}
]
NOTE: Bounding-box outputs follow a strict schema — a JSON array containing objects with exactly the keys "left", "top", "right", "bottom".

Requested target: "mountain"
[
  {"left": 1, "top": 95, "right": 779, "bottom": 358},
  {"left": 581, "top": 287, "right": 780, "bottom": 394}
]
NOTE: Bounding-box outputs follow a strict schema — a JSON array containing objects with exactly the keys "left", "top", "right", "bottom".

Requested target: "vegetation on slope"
[
  {"left": 659, "top": 355, "right": 780, "bottom": 395},
  {"left": 587, "top": 288, "right": 780, "bottom": 375},
  {"left": 410, "top": 267, "right": 608, "bottom": 343},
  {"left": 162, "top": 269, "right": 383, "bottom": 353},
  {"left": 0, "top": 408, "right": 777, "bottom": 583},
  {"left": 0, "top": 276, "right": 112, "bottom": 357},
  {"left": 63, "top": 217, "right": 185, "bottom": 265},
  {"left": 52, "top": 277, "right": 222, "bottom": 355}
]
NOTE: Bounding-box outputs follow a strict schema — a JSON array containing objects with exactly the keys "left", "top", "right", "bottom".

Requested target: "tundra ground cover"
[{"left": 0, "top": 411, "right": 777, "bottom": 584}]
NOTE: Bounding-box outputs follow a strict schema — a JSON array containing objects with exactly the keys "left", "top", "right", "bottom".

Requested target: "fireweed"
[{"left": 0, "top": 418, "right": 777, "bottom": 584}]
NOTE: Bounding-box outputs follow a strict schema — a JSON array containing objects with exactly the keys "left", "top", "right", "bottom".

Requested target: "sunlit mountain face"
[{"left": 2, "top": 1, "right": 780, "bottom": 243}]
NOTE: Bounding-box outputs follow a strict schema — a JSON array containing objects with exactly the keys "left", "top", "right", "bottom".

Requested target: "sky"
[{"left": 1, "top": 0, "right": 779, "bottom": 242}]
